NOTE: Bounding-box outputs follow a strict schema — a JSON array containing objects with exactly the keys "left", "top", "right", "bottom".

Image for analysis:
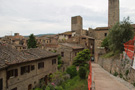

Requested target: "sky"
[{"left": 0, "top": 0, "right": 135, "bottom": 37}]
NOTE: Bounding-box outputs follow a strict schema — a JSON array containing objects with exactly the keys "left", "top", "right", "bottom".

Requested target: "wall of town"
[{"left": 98, "top": 54, "right": 135, "bottom": 84}]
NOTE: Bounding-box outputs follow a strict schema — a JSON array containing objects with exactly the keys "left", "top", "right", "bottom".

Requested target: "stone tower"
[
  {"left": 71, "top": 16, "right": 83, "bottom": 33},
  {"left": 108, "top": 0, "right": 119, "bottom": 27}
]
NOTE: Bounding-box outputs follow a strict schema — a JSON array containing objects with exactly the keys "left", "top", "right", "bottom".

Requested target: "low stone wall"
[{"left": 98, "top": 56, "right": 135, "bottom": 84}]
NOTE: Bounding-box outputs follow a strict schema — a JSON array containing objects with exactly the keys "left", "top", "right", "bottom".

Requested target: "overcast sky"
[{"left": 0, "top": 0, "right": 135, "bottom": 36}]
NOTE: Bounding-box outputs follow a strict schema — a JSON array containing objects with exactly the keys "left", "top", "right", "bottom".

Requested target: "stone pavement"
[{"left": 92, "top": 63, "right": 135, "bottom": 90}]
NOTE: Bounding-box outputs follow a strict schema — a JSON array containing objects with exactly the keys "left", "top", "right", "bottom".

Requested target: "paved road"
[{"left": 92, "top": 63, "right": 135, "bottom": 90}]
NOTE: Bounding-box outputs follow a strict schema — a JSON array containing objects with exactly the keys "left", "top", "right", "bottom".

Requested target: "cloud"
[{"left": 0, "top": 0, "right": 135, "bottom": 36}]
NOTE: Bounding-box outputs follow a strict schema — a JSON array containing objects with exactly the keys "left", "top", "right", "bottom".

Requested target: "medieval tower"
[
  {"left": 108, "top": 0, "right": 119, "bottom": 27},
  {"left": 71, "top": 16, "right": 83, "bottom": 34}
]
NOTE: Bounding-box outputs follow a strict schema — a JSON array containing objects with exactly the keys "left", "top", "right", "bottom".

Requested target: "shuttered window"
[
  {"left": 7, "top": 69, "right": 18, "bottom": 80},
  {"left": 38, "top": 62, "right": 44, "bottom": 69},
  {"left": 52, "top": 59, "right": 56, "bottom": 65},
  {"left": 61, "top": 52, "right": 64, "bottom": 57},
  {"left": 21, "top": 65, "right": 30, "bottom": 75},
  {"left": 31, "top": 65, "right": 35, "bottom": 71}
]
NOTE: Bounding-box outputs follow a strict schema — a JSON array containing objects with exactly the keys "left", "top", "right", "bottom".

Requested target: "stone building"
[
  {"left": 58, "top": 43, "right": 84, "bottom": 71},
  {"left": 0, "top": 44, "right": 58, "bottom": 90},
  {"left": 1, "top": 33, "right": 27, "bottom": 51},
  {"left": 58, "top": 31, "right": 75, "bottom": 42},
  {"left": 108, "top": 0, "right": 119, "bottom": 27},
  {"left": 71, "top": 16, "right": 83, "bottom": 35}
]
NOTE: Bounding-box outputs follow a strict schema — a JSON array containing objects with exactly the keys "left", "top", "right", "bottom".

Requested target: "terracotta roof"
[
  {"left": 45, "top": 44, "right": 59, "bottom": 48},
  {"left": 0, "top": 44, "right": 58, "bottom": 69},
  {"left": 61, "top": 43, "right": 84, "bottom": 49}
]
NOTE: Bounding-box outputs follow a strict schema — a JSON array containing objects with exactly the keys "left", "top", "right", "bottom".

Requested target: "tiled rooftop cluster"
[{"left": 0, "top": 44, "right": 58, "bottom": 69}]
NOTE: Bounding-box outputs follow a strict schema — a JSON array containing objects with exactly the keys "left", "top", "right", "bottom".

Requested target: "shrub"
[
  {"left": 113, "top": 71, "right": 118, "bottom": 76},
  {"left": 78, "top": 67, "right": 87, "bottom": 79},
  {"left": 133, "top": 82, "right": 135, "bottom": 87},
  {"left": 84, "top": 63, "right": 89, "bottom": 69},
  {"left": 119, "top": 73, "right": 123, "bottom": 78},
  {"left": 34, "top": 88, "right": 43, "bottom": 90},
  {"left": 46, "top": 83, "right": 55, "bottom": 90},
  {"left": 55, "top": 86, "right": 64, "bottom": 90},
  {"left": 66, "top": 66, "right": 77, "bottom": 78},
  {"left": 125, "top": 70, "right": 129, "bottom": 76}
]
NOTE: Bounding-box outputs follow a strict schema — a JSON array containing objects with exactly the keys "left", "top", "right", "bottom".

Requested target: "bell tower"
[{"left": 108, "top": 0, "right": 119, "bottom": 27}]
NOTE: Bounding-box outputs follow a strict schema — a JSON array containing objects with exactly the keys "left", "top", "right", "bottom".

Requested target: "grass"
[
  {"left": 101, "top": 50, "right": 120, "bottom": 58},
  {"left": 60, "top": 75, "right": 88, "bottom": 90}
]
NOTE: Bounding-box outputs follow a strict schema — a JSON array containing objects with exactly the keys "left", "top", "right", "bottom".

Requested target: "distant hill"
[{"left": 24, "top": 33, "right": 56, "bottom": 37}]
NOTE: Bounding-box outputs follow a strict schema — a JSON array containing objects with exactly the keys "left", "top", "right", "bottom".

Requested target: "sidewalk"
[{"left": 92, "top": 63, "right": 135, "bottom": 90}]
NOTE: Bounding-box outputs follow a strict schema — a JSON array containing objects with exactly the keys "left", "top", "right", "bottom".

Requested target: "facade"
[
  {"left": 108, "top": 0, "right": 119, "bottom": 27},
  {"left": 58, "top": 43, "right": 84, "bottom": 71},
  {"left": 93, "top": 27, "right": 109, "bottom": 62},
  {"left": 0, "top": 44, "right": 58, "bottom": 90}
]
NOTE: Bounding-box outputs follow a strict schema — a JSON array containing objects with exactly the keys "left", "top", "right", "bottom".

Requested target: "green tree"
[
  {"left": 78, "top": 67, "right": 87, "bottom": 79},
  {"left": 107, "top": 17, "right": 133, "bottom": 52},
  {"left": 73, "top": 49, "right": 90, "bottom": 66},
  {"left": 27, "top": 34, "right": 37, "bottom": 48},
  {"left": 66, "top": 65, "right": 77, "bottom": 78},
  {"left": 101, "top": 36, "right": 109, "bottom": 52},
  {"left": 57, "top": 55, "right": 63, "bottom": 69}
]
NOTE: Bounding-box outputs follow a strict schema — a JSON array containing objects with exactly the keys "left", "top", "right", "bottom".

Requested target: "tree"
[
  {"left": 58, "top": 55, "right": 62, "bottom": 69},
  {"left": 101, "top": 36, "right": 109, "bottom": 52},
  {"left": 27, "top": 34, "right": 37, "bottom": 48},
  {"left": 66, "top": 65, "right": 77, "bottom": 78},
  {"left": 106, "top": 17, "right": 133, "bottom": 53},
  {"left": 73, "top": 49, "right": 91, "bottom": 66},
  {"left": 78, "top": 67, "right": 87, "bottom": 79}
]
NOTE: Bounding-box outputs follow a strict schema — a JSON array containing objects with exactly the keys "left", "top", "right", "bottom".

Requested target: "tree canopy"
[
  {"left": 102, "top": 17, "right": 134, "bottom": 53},
  {"left": 73, "top": 49, "right": 91, "bottom": 66},
  {"left": 27, "top": 34, "right": 37, "bottom": 49}
]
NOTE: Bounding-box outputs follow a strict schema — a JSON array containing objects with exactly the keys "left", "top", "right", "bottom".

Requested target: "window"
[
  {"left": 38, "top": 62, "right": 44, "bottom": 69},
  {"left": 61, "top": 52, "right": 64, "bottom": 57},
  {"left": 105, "top": 33, "right": 107, "bottom": 37},
  {"left": 0, "top": 78, "right": 3, "bottom": 90},
  {"left": 31, "top": 65, "right": 35, "bottom": 71},
  {"left": 11, "top": 87, "right": 17, "bottom": 90},
  {"left": 21, "top": 66, "right": 30, "bottom": 75},
  {"left": 75, "top": 52, "right": 77, "bottom": 56},
  {"left": 52, "top": 59, "right": 56, "bottom": 65},
  {"left": 7, "top": 69, "right": 18, "bottom": 79},
  {"left": 28, "top": 84, "right": 32, "bottom": 90}
]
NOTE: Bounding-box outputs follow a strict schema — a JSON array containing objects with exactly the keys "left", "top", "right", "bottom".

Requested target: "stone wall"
[{"left": 98, "top": 54, "right": 135, "bottom": 84}]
